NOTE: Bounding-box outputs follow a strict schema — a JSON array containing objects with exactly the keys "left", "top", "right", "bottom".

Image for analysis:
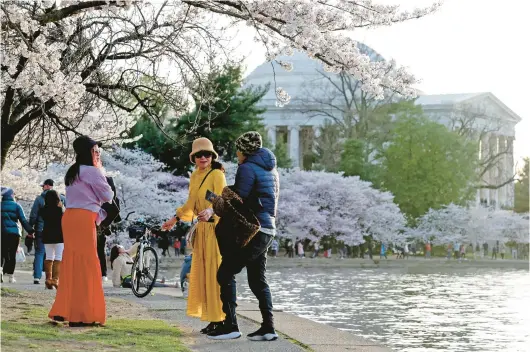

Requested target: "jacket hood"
[
  {"left": 245, "top": 148, "right": 277, "bottom": 171},
  {"left": 40, "top": 190, "right": 49, "bottom": 197}
]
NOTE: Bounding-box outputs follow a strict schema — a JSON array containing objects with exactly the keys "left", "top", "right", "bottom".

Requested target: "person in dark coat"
[
  {"left": 40, "top": 190, "right": 64, "bottom": 289},
  {"left": 29, "top": 179, "right": 66, "bottom": 284},
  {"left": 1, "top": 188, "right": 34, "bottom": 283},
  {"left": 96, "top": 176, "right": 120, "bottom": 281},
  {"left": 209, "top": 131, "right": 280, "bottom": 341}
]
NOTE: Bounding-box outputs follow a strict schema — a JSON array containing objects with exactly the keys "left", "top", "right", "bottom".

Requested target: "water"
[{"left": 236, "top": 266, "right": 530, "bottom": 351}]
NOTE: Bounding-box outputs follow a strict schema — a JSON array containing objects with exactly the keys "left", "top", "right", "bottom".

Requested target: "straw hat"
[{"left": 189, "top": 137, "right": 219, "bottom": 163}]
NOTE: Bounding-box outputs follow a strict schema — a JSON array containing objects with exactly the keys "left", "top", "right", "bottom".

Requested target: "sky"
[{"left": 238, "top": 0, "right": 529, "bottom": 167}]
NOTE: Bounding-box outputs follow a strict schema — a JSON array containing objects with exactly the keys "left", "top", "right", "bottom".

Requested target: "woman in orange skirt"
[{"left": 48, "top": 136, "right": 114, "bottom": 327}]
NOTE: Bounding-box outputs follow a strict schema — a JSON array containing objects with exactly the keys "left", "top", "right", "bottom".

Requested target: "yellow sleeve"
[
  {"left": 211, "top": 169, "right": 227, "bottom": 197},
  {"left": 177, "top": 173, "right": 196, "bottom": 222}
]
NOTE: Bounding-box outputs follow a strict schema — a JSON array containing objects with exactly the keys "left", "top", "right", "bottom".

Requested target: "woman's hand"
[
  {"left": 197, "top": 208, "right": 214, "bottom": 222},
  {"left": 161, "top": 216, "right": 177, "bottom": 231}
]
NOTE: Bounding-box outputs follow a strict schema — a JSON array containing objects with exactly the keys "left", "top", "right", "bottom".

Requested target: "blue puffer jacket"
[
  {"left": 234, "top": 148, "right": 280, "bottom": 229},
  {"left": 1, "top": 195, "right": 34, "bottom": 236}
]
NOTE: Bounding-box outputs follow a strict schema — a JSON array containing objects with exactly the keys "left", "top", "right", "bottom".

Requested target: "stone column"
[
  {"left": 267, "top": 125, "right": 277, "bottom": 149},
  {"left": 506, "top": 137, "right": 515, "bottom": 207},
  {"left": 288, "top": 125, "right": 300, "bottom": 168},
  {"left": 498, "top": 136, "right": 506, "bottom": 207}
]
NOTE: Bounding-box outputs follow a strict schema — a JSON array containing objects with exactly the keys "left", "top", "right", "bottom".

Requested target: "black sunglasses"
[{"left": 194, "top": 151, "right": 213, "bottom": 159}]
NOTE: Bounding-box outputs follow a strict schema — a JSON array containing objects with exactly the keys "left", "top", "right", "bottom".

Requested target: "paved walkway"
[{"left": 2, "top": 269, "right": 390, "bottom": 352}]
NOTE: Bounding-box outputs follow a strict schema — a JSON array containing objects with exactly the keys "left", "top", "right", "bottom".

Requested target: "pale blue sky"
[{"left": 240, "top": 0, "right": 529, "bottom": 167}]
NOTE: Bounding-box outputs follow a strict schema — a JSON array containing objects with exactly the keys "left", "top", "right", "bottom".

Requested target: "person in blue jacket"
[
  {"left": 1, "top": 187, "right": 34, "bottom": 283},
  {"left": 209, "top": 131, "right": 280, "bottom": 341}
]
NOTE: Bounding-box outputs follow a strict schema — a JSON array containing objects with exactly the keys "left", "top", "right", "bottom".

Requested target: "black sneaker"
[
  {"left": 33, "top": 279, "right": 40, "bottom": 284},
  {"left": 247, "top": 325, "right": 278, "bottom": 341},
  {"left": 200, "top": 322, "right": 220, "bottom": 334},
  {"left": 207, "top": 323, "right": 241, "bottom": 340}
]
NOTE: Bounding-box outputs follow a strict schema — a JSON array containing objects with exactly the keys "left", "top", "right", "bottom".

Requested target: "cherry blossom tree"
[
  {"left": 274, "top": 169, "right": 406, "bottom": 245},
  {"left": 1, "top": 0, "right": 440, "bottom": 169},
  {"left": 412, "top": 203, "right": 529, "bottom": 245}
]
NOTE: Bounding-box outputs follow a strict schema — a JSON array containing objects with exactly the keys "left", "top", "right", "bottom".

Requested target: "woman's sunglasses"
[{"left": 194, "top": 151, "right": 213, "bottom": 159}]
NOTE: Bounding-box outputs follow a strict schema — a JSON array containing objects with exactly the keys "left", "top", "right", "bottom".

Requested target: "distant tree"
[
  {"left": 378, "top": 111, "right": 478, "bottom": 220},
  {"left": 514, "top": 157, "right": 529, "bottom": 213}
]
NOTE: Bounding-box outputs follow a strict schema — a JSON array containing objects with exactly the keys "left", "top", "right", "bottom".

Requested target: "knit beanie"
[
  {"left": 235, "top": 131, "right": 262, "bottom": 155},
  {"left": 2, "top": 187, "right": 14, "bottom": 198}
]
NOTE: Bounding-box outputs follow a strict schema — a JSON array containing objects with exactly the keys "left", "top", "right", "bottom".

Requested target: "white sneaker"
[
  {"left": 8, "top": 275, "right": 16, "bottom": 283},
  {"left": 102, "top": 276, "right": 108, "bottom": 282}
]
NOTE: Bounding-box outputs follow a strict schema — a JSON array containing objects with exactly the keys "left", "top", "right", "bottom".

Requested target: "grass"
[{"left": 1, "top": 288, "right": 189, "bottom": 352}]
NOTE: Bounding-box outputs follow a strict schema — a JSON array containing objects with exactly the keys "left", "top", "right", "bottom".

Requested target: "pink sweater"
[{"left": 65, "top": 165, "right": 114, "bottom": 224}]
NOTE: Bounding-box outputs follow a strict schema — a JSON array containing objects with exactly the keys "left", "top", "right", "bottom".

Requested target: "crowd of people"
[{"left": 1, "top": 131, "right": 281, "bottom": 342}]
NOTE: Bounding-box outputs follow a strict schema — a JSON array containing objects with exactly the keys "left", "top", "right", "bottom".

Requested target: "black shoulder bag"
[{"left": 100, "top": 177, "right": 121, "bottom": 229}]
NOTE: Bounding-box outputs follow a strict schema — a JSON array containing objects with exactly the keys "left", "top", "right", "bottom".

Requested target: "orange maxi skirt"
[{"left": 48, "top": 209, "right": 106, "bottom": 324}]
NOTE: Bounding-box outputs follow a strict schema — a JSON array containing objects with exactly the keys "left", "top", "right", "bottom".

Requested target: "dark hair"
[
  {"left": 65, "top": 148, "right": 94, "bottom": 186},
  {"left": 44, "top": 190, "right": 62, "bottom": 208},
  {"left": 110, "top": 245, "right": 120, "bottom": 270},
  {"left": 211, "top": 160, "right": 225, "bottom": 173}
]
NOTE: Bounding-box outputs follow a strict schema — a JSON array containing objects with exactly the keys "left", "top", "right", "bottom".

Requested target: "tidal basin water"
[{"left": 237, "top": 266, "right": 530, "bottom": 351}]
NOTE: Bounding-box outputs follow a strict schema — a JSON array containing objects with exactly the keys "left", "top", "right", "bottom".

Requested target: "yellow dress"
[{"left": 177, "top": 166, "right": 226, "bottom": 322}]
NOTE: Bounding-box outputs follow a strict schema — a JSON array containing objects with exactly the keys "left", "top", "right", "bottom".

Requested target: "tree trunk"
[{"left": 1, "top": 126, "right": 15, "bottom": 170}]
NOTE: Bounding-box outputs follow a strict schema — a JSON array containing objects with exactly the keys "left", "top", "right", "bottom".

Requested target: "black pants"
[
  {"left": 2, "top": 235, "right": 20, "bottom": 275},
  {"left": 97, "top": 235, "right": 107, "bottom": 277},
  {"left": 217, "top": 232, "right": 274, "bottom": 328}
]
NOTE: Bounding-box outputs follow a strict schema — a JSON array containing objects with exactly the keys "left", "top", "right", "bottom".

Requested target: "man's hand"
[
  {"left": 161, "top": 216, "right": 177, "bottom": 231},
  {"left": 197, "top": 208, "right": 214, "bottom": 222}
]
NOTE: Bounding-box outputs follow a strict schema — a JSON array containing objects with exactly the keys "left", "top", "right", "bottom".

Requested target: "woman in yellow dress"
[{"left": 162, "top": 137, "right": 226, "bottom": 334}]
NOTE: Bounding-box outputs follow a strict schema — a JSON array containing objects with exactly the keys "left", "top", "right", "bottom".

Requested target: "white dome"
[{"left": 243, "top": 43, "right": 385, "bottom": 107}]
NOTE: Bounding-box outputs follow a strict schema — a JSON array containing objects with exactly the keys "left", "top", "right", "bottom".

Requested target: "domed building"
[{"left": 243, "top": 45, "right": 522, "bottom": 208}]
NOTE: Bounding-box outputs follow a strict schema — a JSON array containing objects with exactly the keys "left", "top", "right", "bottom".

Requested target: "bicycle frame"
[{"left": 135, "top": 228, "right": 152, "bottom": 273}]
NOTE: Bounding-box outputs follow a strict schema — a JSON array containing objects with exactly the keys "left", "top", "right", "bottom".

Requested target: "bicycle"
[{"left": 122, "top": 212, "right": 160, "bottom": 298}]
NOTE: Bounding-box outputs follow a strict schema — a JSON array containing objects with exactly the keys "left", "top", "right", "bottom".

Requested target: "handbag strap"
[
  {"left": 198, "top": 169, "right": 214, "bottom": 190},
  {"left": 194, "top": 169, "right": 215, "bottom": 215}
]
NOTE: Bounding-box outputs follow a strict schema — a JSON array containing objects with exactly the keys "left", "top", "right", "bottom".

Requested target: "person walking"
[
  {"left": 48, "top": 136, "right": 114, "bottom": 327},
  {"left": 312, "top": 241, "right": 320, "bottom": 258},
  {"left": 1, "top": 188, "right": 35, "bottom": 283},
  {"left": 40, "top": 190, "right": 65, "bottom": 290},
  {"left": 380, "top": 243, "right": 388, "bottom": 260},
  {"left": 29, "top": 179, "right": 65, "bottom": 285},
  {"left": 425, "top": 242, "right": 432, "bottom": 259},
  {"left": 161, "top": 137, "right": 227, "bottom": 335},
  {"left": 211, "top": 131, "right": 280, "bottom": 341},
  {"left": 492, "top": 244, "right": 498, "bottom": 260},
  {"left": 500, "top": 242, "right": 506, "bottom": 260},
  {"left": 173, "top": 238, "right": 181, "bottom": 257},
  {"left": 403, "top": 243, "right": 410, "bottom": 259},
  {"left": 297, "top": 241, "right": 305, "bottom": 258},
  {"left": 270, "top": 238, "right": 279, "bottom": 257}
]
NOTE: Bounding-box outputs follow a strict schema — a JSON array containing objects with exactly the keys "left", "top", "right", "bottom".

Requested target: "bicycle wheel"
[{"left": 131, "top": 246, "right": 159, "bottom": 298}]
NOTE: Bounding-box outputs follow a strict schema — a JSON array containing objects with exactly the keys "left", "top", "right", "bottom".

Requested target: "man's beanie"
[{"left": 235, "top": 131, "right": 262, "bottom": 155}]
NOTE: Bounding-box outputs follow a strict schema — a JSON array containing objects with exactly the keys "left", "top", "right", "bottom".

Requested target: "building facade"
[{"left": 244, "top": 50, "right": 522, "bottom": 208}]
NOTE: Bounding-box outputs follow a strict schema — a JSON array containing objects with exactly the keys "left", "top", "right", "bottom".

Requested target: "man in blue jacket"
[
  {"left": 208, "top": 131, "right": 280, "bottom": 341},
  {"left": 29, "top": 179, "right": 65, "bottom": 284}
]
